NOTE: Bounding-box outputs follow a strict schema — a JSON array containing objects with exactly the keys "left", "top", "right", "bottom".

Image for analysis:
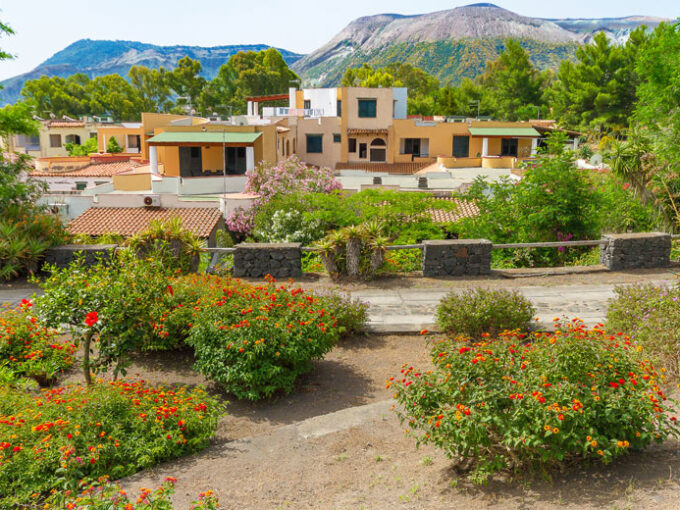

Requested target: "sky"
[{"left": 0, "top": 0, "right": 678, "bottom": 81}]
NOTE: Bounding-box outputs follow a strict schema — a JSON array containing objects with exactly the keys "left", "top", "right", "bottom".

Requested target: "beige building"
[{"left": 10, "top": 117, "right": 111, "bottom": 158}]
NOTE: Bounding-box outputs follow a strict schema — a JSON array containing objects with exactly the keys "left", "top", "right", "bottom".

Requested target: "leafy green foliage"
[
  {"left": 436, "top": 288, "right": 535, "bottom": 338},
  {"left": 65, "top": 135, "right": 99, "bottom": 156},
  {"left": 392, "top": 321, "right": 680, "bottom": 483},
  {"left": 152, "top": 275, "right": 367, "bottom": 399},
  {"left": 548, "top": 29, "right": 647, "bottom": 132},
  {"left": 35, "top": 252, "right": 173, "bottom": 382},
  {"left": 454, "top": 135, "right": 602, "bottom": 267},
  {"left": 106, "top": 135, "right": 123, "bottom": 153},
  {"left": 127, "top": 217, "right": 204, "bottom": 274},
  {"left": 607, "top": 283, "right": 680, "bottom": 381},
  {"left": 0, "top": 154, "right": 67, "bottom": 280},
  {"left": 0, "top": 102, "right": 39, "bottom": 147},
  {"left": 0, "top": 381, "right": 222, "bottom": 506}
]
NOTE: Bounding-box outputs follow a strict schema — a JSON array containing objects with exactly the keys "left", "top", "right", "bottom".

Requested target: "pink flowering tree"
[{"left": 227, "top": 155, "right": 341, "bottom": 236}]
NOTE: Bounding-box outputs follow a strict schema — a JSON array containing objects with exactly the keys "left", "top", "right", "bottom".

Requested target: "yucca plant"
[
  {"left": 343, "top": 225, "right": 363, "bottom": 278},
  {"left": 368, "top": 235, "right": 390, "bottom": 274},
  {"left": 314, "top": 238, "right": 339, "bottom": 276}
]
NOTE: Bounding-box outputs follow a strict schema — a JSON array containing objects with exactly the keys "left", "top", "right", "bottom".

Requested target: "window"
[
  {"left": 306, "top": 134, "right": 323, "bottom": 154},
  {"left": 304, "top": 100, "right": 311, "bottom": 110},
  {"left": 453, "top": 136, "right": 470, "bottom": 158},
  {"left": 501, "top": 138, "right": 518, "bottom": 157},
  {"left": 402, "top": 138, "right": 421, "bottom": 155},
  {"left": 348, "top": 138, "right": 357, "bottom": 152},
  {"left": 359, "top": 143, "right": 367, "bottom": 159},
  {"left": 333, "top": 133, "right": 341, "bottom": 143},
  {"left": 75, "top": 182, "right": 87, "bottom": 191},
  {"left": 337, "top": 99, "right": 342, "bottom": 117},
  {"left": 49, "top": 134, "right": 62, "bottom": 148},
  {"left": 127, "top": 134, "right": 140, "bottom": 149},
  {"left": 89, "top": 132, "right": 97, "bottom": 139},
  {"left": 64, "top": 134, "right": 81, "bottom": 145},
  {"left": 358, "top": 99, "right": 377, "bottom": 118}
]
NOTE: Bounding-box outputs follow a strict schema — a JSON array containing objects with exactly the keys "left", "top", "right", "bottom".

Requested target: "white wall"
[
  {"left": 303, "top": 88, "right": 338, "bottom": 117},
  {"left": 393, "top": 87, "right": 408, "bottom": 120},
  {"left": 178, "top": 176, "right": 247, "bottom": 195},
  {"left": 36, "top": 176, "right": 113, "bottom": 193}
]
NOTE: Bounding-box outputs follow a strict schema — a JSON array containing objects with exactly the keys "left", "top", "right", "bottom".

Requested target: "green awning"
[
  {"left": 147, "top": 131, "right": 262, "bottom": 144},
  {"left": 469, "top": 127, "right": 540, "bottom": 137}
]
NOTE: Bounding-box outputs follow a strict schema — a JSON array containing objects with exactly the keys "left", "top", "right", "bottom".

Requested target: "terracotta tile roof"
[
  {"left": 427, "top": 199, "right": 479, "bottom": 224},
  {"left": 29, "top": 160, "right": 143, "bottom": 178},
  {"left": 339, "top": 162, "right": 431, "bottom": 175},
  {"left": 45, "top": 120, "right": 85, "bottom": 128},
  {"left": 68, "top": 207, "right": 222, "bottom": 239}
]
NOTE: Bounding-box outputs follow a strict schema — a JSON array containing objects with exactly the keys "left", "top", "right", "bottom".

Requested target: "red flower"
[
  {"left": 623, "top": 182, "right": 631, "bottom": 190},
  {"left": 558, "top": 414, "right": 565, "bottom": 421},
  {"left": 19, "top": 298, "right": 33, "bottom": 308},
  {"left": 167, "top": 285, "right": 174, "bottom": 296},
  {"left": 420, "top": 329, "right": 429, "bottom": 336},
  {"left": 84, "top": 311, "right": 99, "bottom": 327},
  {"left": 609, "top": 382, "right": 619, "bottom": 389}
]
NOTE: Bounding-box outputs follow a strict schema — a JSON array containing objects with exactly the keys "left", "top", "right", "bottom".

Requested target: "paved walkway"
[{"left": 351, "top": 279, "right": 675, "bottom": 333}]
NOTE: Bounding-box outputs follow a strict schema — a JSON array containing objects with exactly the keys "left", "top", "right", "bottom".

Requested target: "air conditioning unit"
[
  {"left": 48, "top": 203, "right": 69, "bottom": 215},
  {"left": 143, "top": 194, "right": 160, "bottom": 207}
]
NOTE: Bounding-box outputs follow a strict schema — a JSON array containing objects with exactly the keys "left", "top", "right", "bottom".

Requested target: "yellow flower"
[{"left": 553, "top": 427, "right": 559, "bottom": 434}]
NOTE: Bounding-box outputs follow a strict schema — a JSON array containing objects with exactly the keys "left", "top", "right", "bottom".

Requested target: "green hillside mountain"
[
  {"left": 292, "top": 3, "right": 668, "bottom": 86},
  {"left": 0, "top": 39, "right": 304, "bottom": 105}
]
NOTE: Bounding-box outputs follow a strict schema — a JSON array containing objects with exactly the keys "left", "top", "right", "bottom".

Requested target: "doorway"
[
  {"left": 179, "top": 147, "right": 203, "bottom": 177},
  {"left": 225, "top": 147, "right": 247, "bottom": 174}
]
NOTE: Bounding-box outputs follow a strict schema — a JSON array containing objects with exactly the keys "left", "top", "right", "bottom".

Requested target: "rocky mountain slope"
[
  {"left": 0, "top": 39, "right": 303, "bottom": 104},
  {"left": 292, "top": 3, "right": 668, "bottom": 86}
]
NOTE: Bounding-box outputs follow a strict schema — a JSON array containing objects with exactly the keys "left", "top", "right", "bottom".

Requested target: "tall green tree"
[
  {"left": 477, "top": 39, "right": 548, "bottom": 121},
  {"left": 129, "top": 65, "right": 173, "bottom": 113},
  {"left": 199, "top": 48, "right": 298, "bottom": 115},
  {"left": 21, "top": 74, "right": 92, "bottom": 118},
  {"left": 435, "top": 78, "right": 486, "bottom": 117},
  {"left": 548, "top": 29, "right": 647, "bottom": 133},
  {"left": 167, "top": 56, "right": 206, "bottom": 112},
  {"left": 0, "top": 19, "right": 14, "bottom": 62},
  {"left": 87, "top": 74, "right": 144, "bottom": 121}
]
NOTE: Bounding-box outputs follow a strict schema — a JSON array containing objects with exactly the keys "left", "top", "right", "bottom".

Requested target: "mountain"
[
  {"left": 0, "top": 39, "right": 304, "bottom": 105},
  {"left": 292, "top": 3, "right": 669, "bottom": 86}
]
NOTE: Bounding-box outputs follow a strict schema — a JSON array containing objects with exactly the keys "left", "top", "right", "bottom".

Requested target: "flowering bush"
[
  {"left": 227, "top": 155, "right": 341, "bottom": 236},
  {"left": 391, "top": 321, "right": 680, "bottom": 483},
  {"left": 46, "top": 476, "right": 219, "bottom": 509},
  {"left": 154, "top": 275, "right": 367, "bottom": 399},
  {"left": 35, "top": 251, "right": 174, "bottom": 383},
  {"left": 0, "top": 301, "right": 75, "bottom": 386},
  {"left": 0, "top": 380, "right": 222, "bottom": 506},
  {"left": 436, "top": 288, "right": 536, "bottom": 337},
  {"left": 607, "top": 283, "right": 680, "bottom": 381}
]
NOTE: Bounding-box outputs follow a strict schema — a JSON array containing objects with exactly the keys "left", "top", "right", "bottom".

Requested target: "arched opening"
[{"left": 369, "top": 138, "right": 386, "bottom": 162}]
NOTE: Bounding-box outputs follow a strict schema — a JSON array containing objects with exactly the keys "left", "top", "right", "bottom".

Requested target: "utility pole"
[{"left": 469, "top": 100, "right": 480, "bottom": 119}]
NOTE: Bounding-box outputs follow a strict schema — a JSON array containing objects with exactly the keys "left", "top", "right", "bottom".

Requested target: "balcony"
[{"left": 262, "top": 107, "right": 325, "bottom": 118}]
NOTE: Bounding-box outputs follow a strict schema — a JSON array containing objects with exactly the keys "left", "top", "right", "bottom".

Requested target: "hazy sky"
[{"left": 1, "top": 0, "right": 678, "bottom": 81}]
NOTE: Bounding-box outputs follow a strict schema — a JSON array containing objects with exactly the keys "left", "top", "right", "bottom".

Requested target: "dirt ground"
[{"left": 59, "top": 334, "right": 680, "bottom": 510}]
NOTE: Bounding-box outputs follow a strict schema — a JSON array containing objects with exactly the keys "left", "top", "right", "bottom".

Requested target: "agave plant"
[
  {"left": 368, "top": 235, "right": 390, "bottom": 275},
  {"left": 314, "top": 238, "right": 339, "bottom": 276}
]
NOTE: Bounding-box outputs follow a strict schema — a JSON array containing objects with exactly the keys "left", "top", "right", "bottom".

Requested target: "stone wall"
[
  {"left": 43, "top": 244, "right": 117, "bottom": 269},
  {"left": 232, "top": 243, "right": 302, "bottom": 279},
  {"left": 600, "top": 232, "right": 671, "bottom": 270},
  {"left": 422, "top": 239, "right": 492, "bottom": 277}
]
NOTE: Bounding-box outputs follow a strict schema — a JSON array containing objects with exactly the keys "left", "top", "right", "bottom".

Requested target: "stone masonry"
[
  {"left": 232, "top": 243, "right": 302, "bottom": 279},
  {"left": 600, "top": 232, "right": 671, "bottom": 270},
  {"left": 43, "top": 244, "right": 118, "bottom": 269},
  {"left": 422, "top": 239, "right": 492, "bottom": 277}
]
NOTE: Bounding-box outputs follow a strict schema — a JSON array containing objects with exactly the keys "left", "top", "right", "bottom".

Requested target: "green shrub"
[
  {"left": 127, "top": 217, "right": 204, "bottom": 274},
  {"left": 436, "top": 288, "right": 535, "bottom": 337},
  {"left": 0, "top": 154, "right": 68, "bottom": 280},
  {"left": 167, "top": 276, "right": 368, "bottom": 399},
  {"left": 392, "top": 322, "right": 680, "bottom": 484},
  {"left": 606, "top": 283, "right": 680, "bottom": 380},
  {"left": 35, "top": 251, "right": 173, "bottom": 383},
  {"left": 0, "top": 381, "right": 222, "bottom": 506},
  {"left": 0, "top": 302, "right": 75, "bottom": 386}
]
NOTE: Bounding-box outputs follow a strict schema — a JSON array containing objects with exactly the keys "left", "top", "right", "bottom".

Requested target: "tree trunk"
[
  {"left": 320, "top": 253, "right": 338, "bottom": 278},
  {"left": 82, "top": 330, "right": 94, "bottom": 386},
  {"left": 346, "top": 238, "right": 361, "bottom": 278}
]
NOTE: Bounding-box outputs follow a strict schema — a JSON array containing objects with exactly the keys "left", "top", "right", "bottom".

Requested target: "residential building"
[{"left": 10, "top": 116, "right": 114, "bottom": 158}]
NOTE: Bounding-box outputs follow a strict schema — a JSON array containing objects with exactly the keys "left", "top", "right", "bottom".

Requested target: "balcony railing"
[{"left": 262, "top": 107, "right": 325, "bottom": 118}]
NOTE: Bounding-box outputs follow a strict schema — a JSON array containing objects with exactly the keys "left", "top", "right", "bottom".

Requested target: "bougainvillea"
[
  {"left": 0, "top": 381, "right": 223, "bottom": 506},
  {"left": 392, "top": 320, "right": 680, "bottom": 483},
  {"left": 226, "top": 155, "right": 341, "bottom": 235}
]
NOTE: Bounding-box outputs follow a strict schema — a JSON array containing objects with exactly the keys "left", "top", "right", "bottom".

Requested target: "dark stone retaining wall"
[
  {"left": 422, "top": 239, "right": 492, "bottom": 277},
  {"left": 232, "top": 243, "right": 302, "bottom": 279},
  {"left": 600, "top": 232, "right": 671, "bottom": 270},
  {"left": 43, "top": 245, "right": 118, "bottom": 269}
]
